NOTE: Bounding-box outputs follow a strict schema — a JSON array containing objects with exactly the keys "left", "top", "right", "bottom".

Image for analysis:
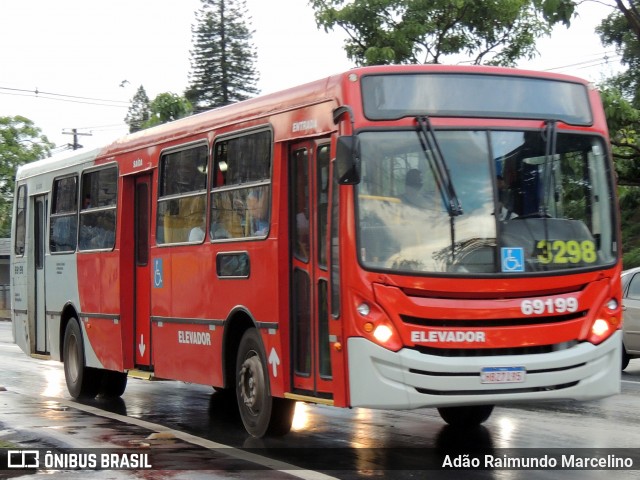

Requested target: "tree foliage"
[
  {"left": 186, "top": 0, "right": 260, "bottom": 112},
  {"left": 0, "top": 116, "right": 53, "bottom": 236},
  {"left": 142, "top": 93, "right": 193, "bottom": 129},
  {"left": 597, "top": 1, "right": 640, "bottom": 182},
  {"left": 125, "top": 87, "right": 191, "bottom": 132},
  {"left": 595, "top": 0, "right": 640, "bottom": 267},
  {"left": 601, "top": 86, "right": 640, "bottom": 184},
  {"left": 309, "top": 0, "right": 576, "bottom": 66},
  {"left": 124, "top": 85, "right": 151, "bottom": 133}
]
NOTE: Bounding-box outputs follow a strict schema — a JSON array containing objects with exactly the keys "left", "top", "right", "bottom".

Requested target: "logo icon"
[
  {"left": 153, "top": 258, "right": 163, "bottom": 288},
  {"left": 7, "top": 450, "right": 39, "bottom": 468},
  {"left": 501, "top": 247, "right": 525, "bottom": 272}
]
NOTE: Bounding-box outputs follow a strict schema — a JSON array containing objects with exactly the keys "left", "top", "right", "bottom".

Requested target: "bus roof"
[
  {"left": 16, "top": 146, "right": 102, "bottom": 182},
  {"left": 15, "top": 64, "right": 594, "bottom": 182}
]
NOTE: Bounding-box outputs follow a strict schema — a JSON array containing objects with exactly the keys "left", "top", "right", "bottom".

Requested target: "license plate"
[{"left": 480, "top": 366, "right": 526, "bottom": 384}]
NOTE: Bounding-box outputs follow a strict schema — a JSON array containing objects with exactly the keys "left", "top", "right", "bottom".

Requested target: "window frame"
[
  {"left": 49, "top": 174, "right": 79, "bottom": 254},
  {"left": 156, "top": 141, "right": 210, "bottom": 246},
  {"left": 209, "top": 127, "right": 273, "bottom": 242},
  {"left": 13, "top": 184, "right": 27, "bottom": 256},
  {"left": 78, "top": 163, "right": 118, "bottom": 252},
  {"left": 628, "top": 273, "right": 640, "bottom": 301}
]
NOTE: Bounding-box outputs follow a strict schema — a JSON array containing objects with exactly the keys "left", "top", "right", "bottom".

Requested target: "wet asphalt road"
[{"left": 1, "top": 321, "right": 640, "bottom": 479}]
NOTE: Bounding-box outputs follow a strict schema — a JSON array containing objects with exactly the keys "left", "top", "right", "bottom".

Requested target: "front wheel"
[
  {"left": 235, "top": 329, "right": 295, "bottom": 437},
  {"left": 63, "top": 319, "right": 102, "bottom": 399},
  {"left": 437, "top": 405, "right": 494, "bottom": 427},
  {"left": 98, "top": 370, "right": 128, "bottom": 398}
]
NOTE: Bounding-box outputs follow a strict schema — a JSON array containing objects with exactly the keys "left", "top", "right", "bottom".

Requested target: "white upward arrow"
[
  {"left": 139, "top": 334, "right": 146, "bottom": 357},
  {"left": 268, "top": 348, "right": 280, "bottom": 377}
]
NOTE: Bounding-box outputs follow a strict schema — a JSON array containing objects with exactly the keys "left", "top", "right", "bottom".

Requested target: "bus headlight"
[
  {"left": 587, "top": 297, "right": 621, "bottom": 345},
  {"left": 353, "top": 296, "right": 402, "bottom": 351},
  {"left": 357, "top": 303, "right": 371, "bottom": 316},
  {"left": 591, "top": 319, "right": 610, "bottom": 337},
  {"left": 373, "top": 325, "right": 393, "bottom": 343}
]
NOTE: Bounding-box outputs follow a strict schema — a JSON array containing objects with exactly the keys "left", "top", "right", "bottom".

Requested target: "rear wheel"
[
  {"left": 63, "top": 319, "right": 102, "bottom": 399},
  {"left": 236, "top": 328, "right": 295, "bottom": 437},
  {"left": 98, "top": 370, "right": 128, "bottom": 398},
  {"left": 437, "top": 405, "right": 494, "bottom": 427}
]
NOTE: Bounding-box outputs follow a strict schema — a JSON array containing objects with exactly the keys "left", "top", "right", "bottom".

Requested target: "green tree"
[
  {"left": 186, "top": 0, "right": 260, "bottom": 112},
  {"left": 601, "top": 86, "right": 640, "bottom": 184},
  {"left": 142, "top": 93, "right": 193, "bottom": 129},
  {"left": 0, "top": 116, "right": 53, "bottom": 236},
  {"left": 594, "top": 1, "right": 640, "bottom": 267},
  {"left": 124, "top": 85, "right": 151, "bottom": 133},
  {"left": 309, "top": 0, "right": 576, "bottom": 66},
  {"left": 597, "top": 1, "right": 640, "bottom": 177}
]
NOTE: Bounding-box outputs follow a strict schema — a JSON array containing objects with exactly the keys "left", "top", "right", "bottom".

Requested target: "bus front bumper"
[{"left": 347, "top": 330, "right": 621, "bottom": 410}]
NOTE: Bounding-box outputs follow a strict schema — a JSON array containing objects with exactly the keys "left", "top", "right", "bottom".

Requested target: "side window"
[
  {"left": 628, "top": 274, "right": 640, "bottom": 301},
  {"left": 210, "top": 130, "right": 272, "bottom": 240},
  {"left": 317, "top": 144, "right": 330, "bottom": 267},
  {"left": 156, "top": 145, "right": 208, "bottom": 244},
  {"left": 79, "top": 166, "right": 117, "bottom": 251},
  {"left": 14, "top": 185, "right": 26, "bottom": 256},
  {"left": 50, "top": 176, "right": 78, "bottom": 253}
]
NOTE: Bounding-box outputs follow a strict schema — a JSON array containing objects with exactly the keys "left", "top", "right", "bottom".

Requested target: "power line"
[
  {"left": 75, "top": 123, "right": 127, "bottom": 130},
  {"left": 0, "top": 86, "right": 130, "bottom": 104},
  {"left": 0, "top": 86, "right": 131, "bottom": 108},
  {"left": 543, "top": 54, "right": 623, "bottom": 72},
  {"left": 50, "top": 144, "right": 73, "bottom": 155}
]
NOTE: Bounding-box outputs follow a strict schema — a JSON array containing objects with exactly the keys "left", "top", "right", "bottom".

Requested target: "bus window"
[
  {"left": 156, "top": 145, "right": 208, "bottom": 244},
  {"left": 210, "top": 130, "right": 272, "bottom": 240},
  {"left": 292, "top": 148, "right": 310, "bottom": 261},
  {"left": 14, "top": 185, "right": 26, "bottom": 256},
  {"left": 317, "top": 144, "right": 330, "bottom": 268},
  {"left": 50, "top": 175, "right": 78, "bottom": 253},
  {"left": 79, "top": 166, "right": 117, "bottom": 251}
]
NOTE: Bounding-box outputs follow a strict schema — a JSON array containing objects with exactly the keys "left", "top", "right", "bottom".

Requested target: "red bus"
[{"left": 11, "top": 65, "right": 622, "bottom": 437}]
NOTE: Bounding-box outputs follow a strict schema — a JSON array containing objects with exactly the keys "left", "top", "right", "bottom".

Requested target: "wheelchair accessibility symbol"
[
  {"left": 154, "top": 258, "right": 164, "bottom": 288},
  {"left": 501, "top": 247, "right": 525, "bottom": 273}
]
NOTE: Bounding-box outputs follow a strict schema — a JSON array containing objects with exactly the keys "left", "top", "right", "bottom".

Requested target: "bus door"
[
  {"left": 134, "top": 174, "right": 152, "bottom": 367},
  {"left": 34, "top": 195, "right": 47, "bottom": 354},
  {"left": 290, "top": 141, "right": 335, "bottom": 399}
]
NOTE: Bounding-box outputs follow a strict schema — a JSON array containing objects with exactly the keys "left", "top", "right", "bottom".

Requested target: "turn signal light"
[{"left": 353, "top": 297, "right": 402, "bottom": 351}]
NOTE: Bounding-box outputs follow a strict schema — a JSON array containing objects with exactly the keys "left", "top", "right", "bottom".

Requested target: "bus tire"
[
  {"left": 622, "top": 345, "right": 630, "bottom": 371},
  {"left": 235, "top": 328, "right": 295, "bottom": 437},
  {"left": 63, "top": 319, "right": 102, "bottom": 399},
  {"left": 437, "top": 405, "right": 494, "bottom": 427},
  {"left": 98, "top": 370, "right": 128, "bottom": 398}
]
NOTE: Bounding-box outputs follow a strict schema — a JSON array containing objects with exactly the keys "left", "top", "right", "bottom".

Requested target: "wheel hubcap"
[
  {"left": 239, "top": 354, "right": 264, "bottom": 415},
  {"left": 68, "top": 334, "right": 80, "bottom": 382}
]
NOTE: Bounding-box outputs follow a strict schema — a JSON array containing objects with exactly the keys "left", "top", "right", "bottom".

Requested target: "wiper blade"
[
  {"left": 416, "top": 116, "right": 463, "bottom": 217},
  {"left": 542, "top": 119, "right": 558, "bottom": 216}
]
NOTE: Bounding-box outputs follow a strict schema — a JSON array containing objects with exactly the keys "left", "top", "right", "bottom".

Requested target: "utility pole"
[{"left": 62, "top": 128, "right": 92, "bottom": 150}]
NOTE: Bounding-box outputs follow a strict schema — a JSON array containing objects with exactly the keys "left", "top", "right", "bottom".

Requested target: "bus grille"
[
  {"left": 400, "top": 311, "right": 587, "bottom": 328},
  {"left": 410, "top": 341, "right": 578, "bottom": 357}
]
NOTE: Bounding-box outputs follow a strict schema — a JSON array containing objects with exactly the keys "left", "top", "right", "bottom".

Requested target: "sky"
[{"left": 0, "top": 0, "right": 624, "bottom": 153}]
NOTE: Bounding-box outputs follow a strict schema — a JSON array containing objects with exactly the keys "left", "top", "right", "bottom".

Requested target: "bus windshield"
[{"left": 356, "top": 129, "right": 616, "bottom": 275}]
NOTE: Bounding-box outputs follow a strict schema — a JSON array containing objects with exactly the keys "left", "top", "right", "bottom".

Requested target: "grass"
[{"left": 0, "top": 440, "right": 20, "bottom": 448}]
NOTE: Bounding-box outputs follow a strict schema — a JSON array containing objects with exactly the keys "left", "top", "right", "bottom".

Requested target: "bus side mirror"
[{"left": 336, "top": 136, "right": 361, "bottom": 185}]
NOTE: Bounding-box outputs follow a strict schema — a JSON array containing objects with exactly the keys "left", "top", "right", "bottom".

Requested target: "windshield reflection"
[{"left": 356, "top": 130, "right": 615, "bottom": 275}]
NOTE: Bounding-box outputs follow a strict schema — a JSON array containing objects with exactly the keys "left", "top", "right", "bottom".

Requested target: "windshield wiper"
[
  {"left": 416, "top": 116, "right": 463, "bottom": 217},
  {"left": 542, "top": 119, "right": 558, "bottom": 217}
]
